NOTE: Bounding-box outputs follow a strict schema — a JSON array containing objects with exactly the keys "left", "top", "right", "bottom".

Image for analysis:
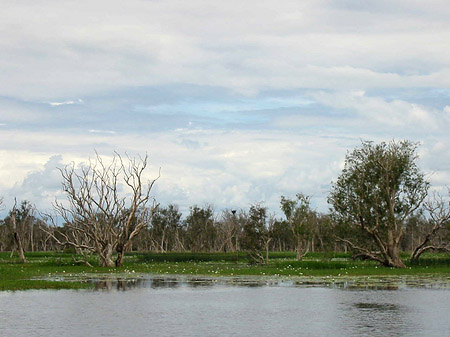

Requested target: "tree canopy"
[{"left": 328, "top": 140, "right": 429, "bottom": 267}]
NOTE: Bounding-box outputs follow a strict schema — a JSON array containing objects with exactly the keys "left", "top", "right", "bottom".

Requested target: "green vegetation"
[
  {"left": 329, "top": 140, "right": 430, "bottom": 268},
  {"left": 0, "top": 252, "right": 93, "bottom": 291},
  {"left": 1, "top": 251, "right": 449, "bottom": 291},
  {"left": 1, "top": 141, "right": 448, "bottom": 273}
]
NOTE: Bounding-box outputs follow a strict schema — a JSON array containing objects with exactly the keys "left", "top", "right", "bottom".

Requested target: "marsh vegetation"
[{"left": 1, "top": 251, "right": 449, "bottom": 291}]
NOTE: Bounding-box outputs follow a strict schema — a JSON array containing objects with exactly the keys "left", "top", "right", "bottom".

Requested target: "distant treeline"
[{"left": 0, "top": 200, "right": 445, "bottom": 256}]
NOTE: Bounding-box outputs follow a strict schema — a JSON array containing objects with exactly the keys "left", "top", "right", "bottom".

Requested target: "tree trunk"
[
  {"left": 265, "top": 238, "right": 272, "bottom": 264},
  {"left": 386, "top": 255, "right": 406, "bottom": 268},
  {"left": 14, "top": 233, "right": 27, "bottom": 263},
  {"left": 296, "top": 237, "right": 303, "bottom": 261},
  {"left": 248, "top": 250, "right": 265, "bottom": 265},
  {"left": 386, "top": 231, "right": 406, "bottom": 268},
  {"left": 11, "top": 212, "right": 26, "bottom": 263},
  {"left": 99, "top": 243, "right": 115, "bottom": 267},
  {"left": 115, "top": 250, "right": 124, "bottom": 267},
  {"left": 30, "top": 225, "right": 34, "bottom": 252},
  {"left": 100, "top": 256, "right": 115, "bottom": 267},
  {"left": 116, "top": 240, "right": 133, "bottom": 267}
]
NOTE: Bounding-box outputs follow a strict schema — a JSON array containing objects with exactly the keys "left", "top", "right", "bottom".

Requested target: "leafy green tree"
[
  {"left": 280, "top": 193, "right": 315, "bottom": 260},
  {"left": 328, "top": 140, "right": 429, "bottom": 268},
  {"left": 151, "top": 204, "right": 184, "bottom": 252},
  {"left": 313, "top": 213, "right": 336, "bottom": 253},
  {"left": 241, "top": 203, "right": 271, "bottom": 264},
  {"left": 185, "top": 205, "right": 216, "bottom": 252},
  {"left": 270, "top": 219, "right": 295, "bottom": 251}
]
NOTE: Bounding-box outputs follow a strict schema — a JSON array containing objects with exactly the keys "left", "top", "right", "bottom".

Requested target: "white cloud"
[
  {"left": 1, "top": 1, "right": 450, "bottom": 99},
  {"left": 6, "top": 155, "right": 65, "bottom": 210},
  {"left": 309, "top": 90, "right": 443, "bottom": 132},
  {"left": 0, "top": 127, "right": 351, "bottom": 215},
  {"left": 88, "top": 129, "right": 116, "bottom": 134},
  {"left": 1, "top": 115, "right": 449, "bottom": 217},
  {"left": 48, "top": 99, "right": 83, "bottom": 106}
]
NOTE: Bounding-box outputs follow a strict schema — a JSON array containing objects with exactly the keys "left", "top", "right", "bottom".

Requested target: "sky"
[{"left": 1, "top": 0, "right": 449, "bottom": 217}]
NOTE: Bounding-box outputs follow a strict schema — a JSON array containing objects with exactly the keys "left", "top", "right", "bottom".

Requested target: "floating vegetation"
[{"left": 33, "top": 273, "right": 450, "bottom": 291}]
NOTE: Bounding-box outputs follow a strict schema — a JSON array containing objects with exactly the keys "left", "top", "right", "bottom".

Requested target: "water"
[{"left": 1, "top": 277, "right": 449, "bottom": 337}]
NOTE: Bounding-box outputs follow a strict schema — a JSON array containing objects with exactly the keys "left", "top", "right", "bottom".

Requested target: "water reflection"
[
  {"left": 91, "top": 277, "right": 183, "bottom": 291},
  {"left": 185, "top": 278, "right": 215, "bottom": 288},
  {"left": 348, "top": 298, "right": 409, "bottom": 336},
  {"left": 89, "top": 276, "right": 269, "bottom": 291},
  {"left": 43, "top": 273, "right": 450, "bottom": 291},
  {"left": 150, "top": 277, "right": 180, "bottom": 289},
  {"left": 93, "top": 278, "right": 152, "bottom": 291},
  {"left": 354, "top": 303, "right": 399, "bottom": 311},
  {"left": 1, "top": 283, "right": 449, "bottom": 337}
]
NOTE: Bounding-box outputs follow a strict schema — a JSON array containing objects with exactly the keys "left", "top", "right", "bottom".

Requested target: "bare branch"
[
  {"left": 411, "top": 190, "right": 450, "bottom": 261},
  {"left": 336, "top": 237, "right": 385, "bottom": 264},
  {"left": 51, "top": 152, "right": 158, "bottom": 267}
]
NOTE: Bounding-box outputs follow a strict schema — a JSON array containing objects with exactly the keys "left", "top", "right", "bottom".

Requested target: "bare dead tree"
[
  {"left": 40, "top": 216, "right": 96, "bottom": 266},
  {"left": 280, "top": 194, "right": 314, "bottom": 260},
  {"left": 411, "top": 190, "right": 450, "bottom": 261},
  {"left": 11, "top": 199, "right": 27, "bottom": 263},
  {"left": 47, "top": 152, "right": 159, "bottom": 267},
  {"left": 216, "top": 210, "right": 241, "bottom": 253}
]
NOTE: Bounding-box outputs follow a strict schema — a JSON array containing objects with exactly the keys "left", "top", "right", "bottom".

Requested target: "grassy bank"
[{"left": 1, "top": 251, "right": 449, "bottom": 291}]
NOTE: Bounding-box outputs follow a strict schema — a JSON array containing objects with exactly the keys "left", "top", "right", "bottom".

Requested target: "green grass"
[
  {"left": 1, "top": 251, "right": 449, "bottom": 291},
  {"left": 134, "top": 251, "right": 307, "bottom": 263},
  {"left": 135, "top": 252, "right": 247, "bottom": 263}
]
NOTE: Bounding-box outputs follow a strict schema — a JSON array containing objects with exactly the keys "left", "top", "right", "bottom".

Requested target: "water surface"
[{"left": 1, "top": 276, "right": 449, "bottom": 337}]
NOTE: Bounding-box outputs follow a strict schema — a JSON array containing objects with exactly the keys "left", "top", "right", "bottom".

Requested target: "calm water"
[{"left": 1, "top": 277, "right": 449, "bottom": 337}]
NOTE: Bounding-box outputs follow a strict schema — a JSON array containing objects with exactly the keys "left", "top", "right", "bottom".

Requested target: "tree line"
[{"left": 0, "top": 140, "right": 449, "bottom": 268}]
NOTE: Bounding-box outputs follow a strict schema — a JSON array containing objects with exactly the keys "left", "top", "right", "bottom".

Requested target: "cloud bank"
[{"left": 0, "top": 0, "right": 449, "bottom": 216}]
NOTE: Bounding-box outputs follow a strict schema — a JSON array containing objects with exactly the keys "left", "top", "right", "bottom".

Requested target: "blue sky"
[{"left": 1, "top": 0, "right": 449, "bottom": 216}]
